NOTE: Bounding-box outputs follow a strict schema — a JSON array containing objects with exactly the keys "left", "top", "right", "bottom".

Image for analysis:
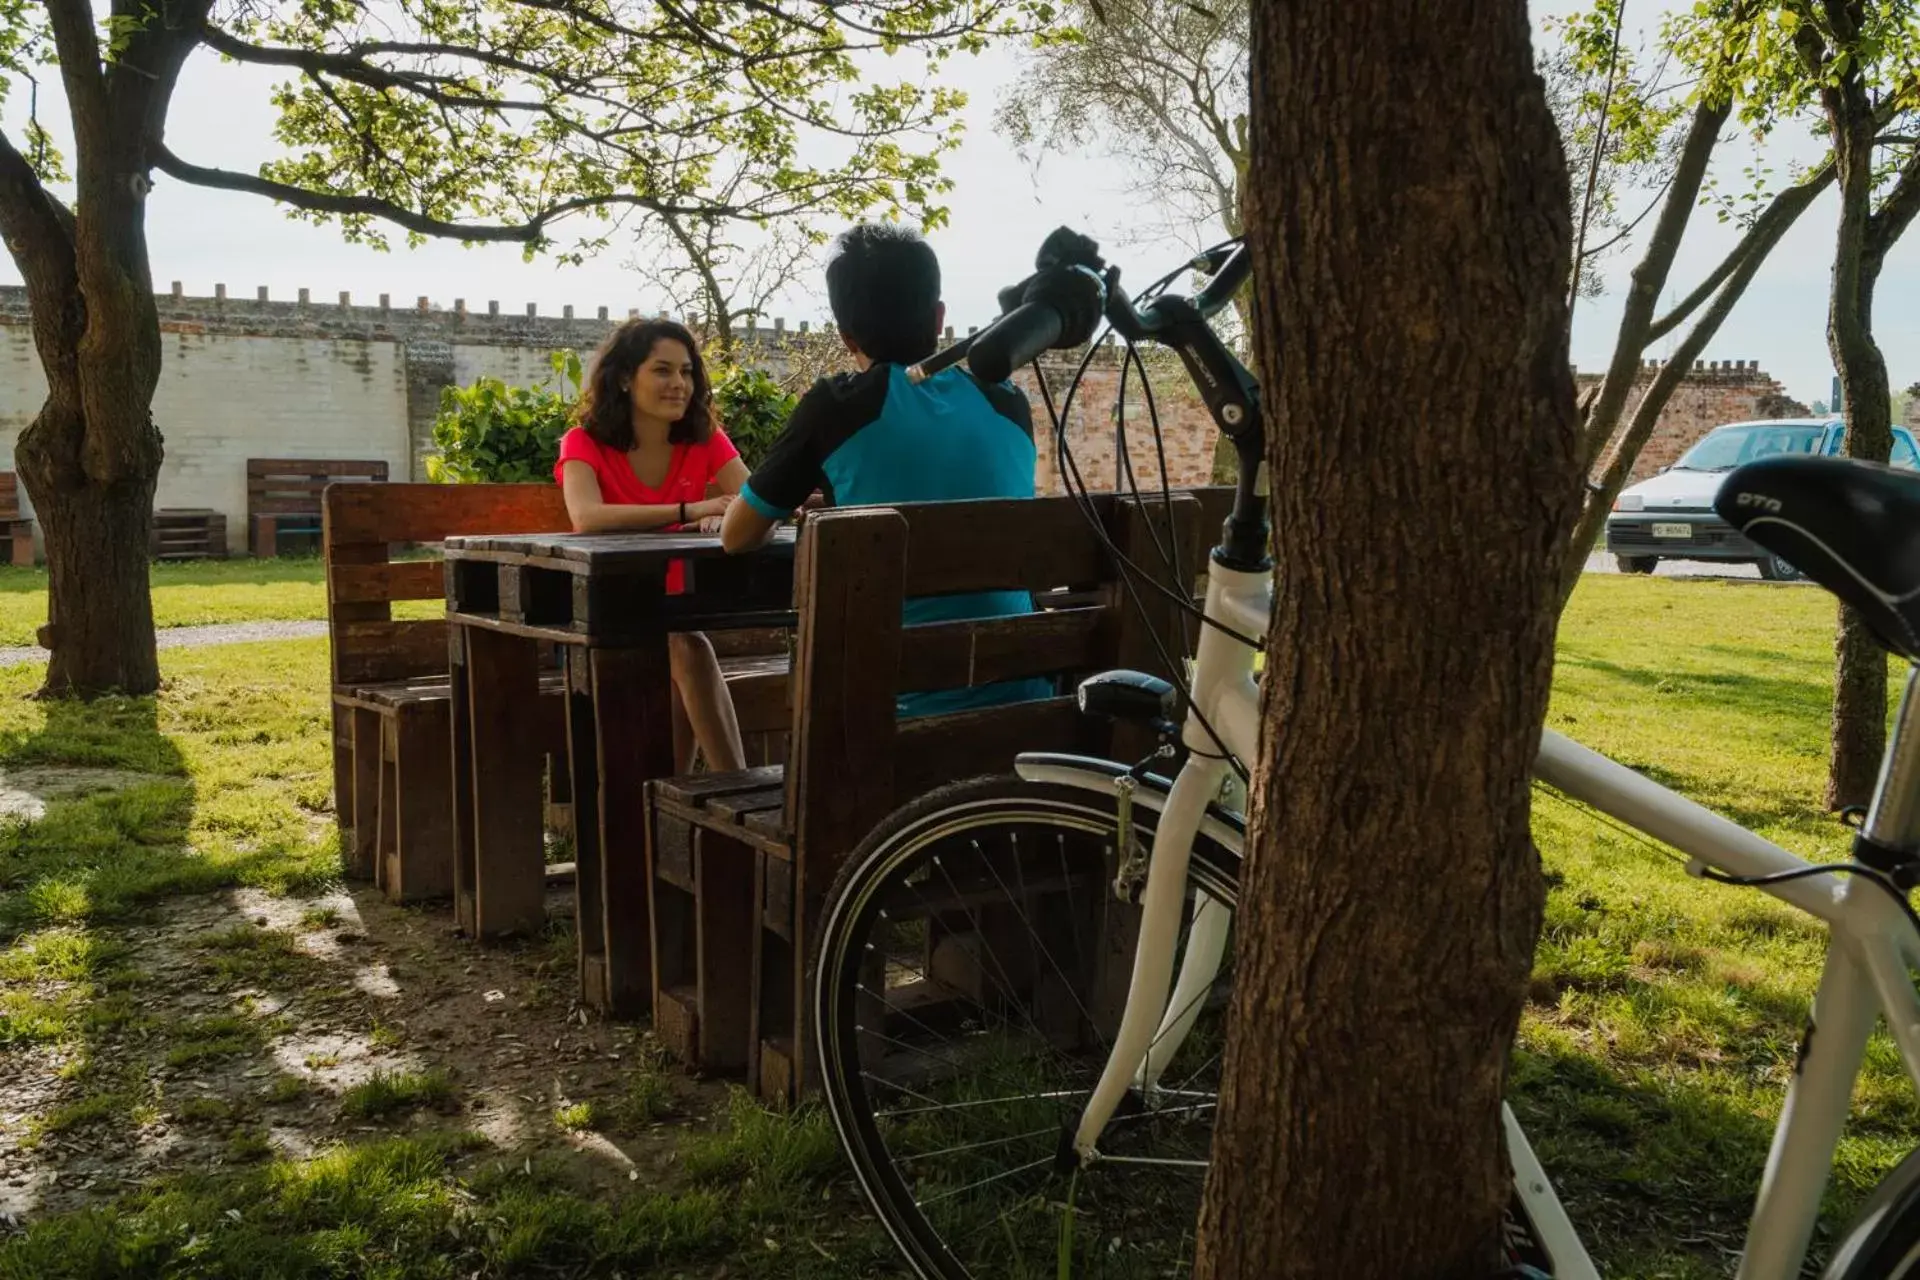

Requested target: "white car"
[{"left": 1605, "top": 418, "right": 1919, "bottom": 579}]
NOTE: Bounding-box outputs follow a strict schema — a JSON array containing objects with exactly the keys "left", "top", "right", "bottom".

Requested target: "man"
[{"left": 720, "top": 222, "right": 1050, "bottom": 716}]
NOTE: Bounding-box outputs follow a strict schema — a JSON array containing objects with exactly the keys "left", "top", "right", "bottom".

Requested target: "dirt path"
[{"left": 0, "top": 621, "right": 329, "bottom": 667}]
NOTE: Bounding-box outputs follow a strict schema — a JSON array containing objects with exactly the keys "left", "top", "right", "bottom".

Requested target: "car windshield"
[{"left": 1674, "top": 424, "right": 1827, "bottom": 471}]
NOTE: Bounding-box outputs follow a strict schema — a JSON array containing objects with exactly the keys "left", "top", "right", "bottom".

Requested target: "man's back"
[{"left": 739, "top": 361, "right": 1052, "bottom": 716}]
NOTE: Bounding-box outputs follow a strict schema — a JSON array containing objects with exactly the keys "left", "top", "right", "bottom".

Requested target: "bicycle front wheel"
[{"left": 812, "top": 774, "right": 1241, "bottom": 1280}]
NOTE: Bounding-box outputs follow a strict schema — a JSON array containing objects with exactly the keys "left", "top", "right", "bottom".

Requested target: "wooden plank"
[
  {"left": 706, "top": 786, "right": 785, "bottom": 826},
  {"left": 449, "top": 627, "right": 479, "bottom": 934},
  {"left": 250, "top": 457, "right": 389, "bottom": 478},
  {"left": 563, "top": 647, "right": 608, "bottom": 1007},
  {"left": 330, "top": 701, "right": 355, "bottom": 836},
  {"left": 696, "top": 829, "right": 756, "bottom": 1071},
  {"left": 652, "top": 809, "right": 695, "bottom": 892},
  {"left": 771, "top": 507, "right": 907, "bottom": 1102},
  {"left": 465, "top": 627, "right": 547, "bottom": 939},
  {"left": 897, "top": 606, "right": 1108, "bottom": 694},
  {"left": 591, "top": 641, "right": 675, "bottom": 1019},
  {"left": 653, "top": 766, "right": 785, "bottom": 807},
  {"left": 249, "top": 498, "right": 331, "bottom": 516},
  {"left": 1108, "top": 495, "right": 1204, "bottom": 762},
  {"left": 329, "top": 560, "right": 446, "bottom": 605},
  {"left": 707, "top": 627, "right": 791, "bottom": 659},
  {"left": 348, "top": 707, "right": 382, "bottom": 880},
  {"left": 894, "top": 698, "right": 1096, "bottom": 799},
  {"left": 387, "top": 698, "right": 455, "bottom": 902},
  {"left": 326, "top": 482, "right": 571, "bottom": 547},
  {"left": 896, "top": 495, "right": 1117, "bottom": 595},
  {"left": 334, "top": 621, "right": 449, "bottom": 686}
]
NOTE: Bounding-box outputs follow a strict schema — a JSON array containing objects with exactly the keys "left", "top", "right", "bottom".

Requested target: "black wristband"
[{"left": 678, "top": 501, "right": 686, "bottom": 525}]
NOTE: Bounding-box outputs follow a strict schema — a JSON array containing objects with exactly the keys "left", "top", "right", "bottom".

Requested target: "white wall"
[{"left": 0, "top": 328, "right": 409, "bottom": 553}]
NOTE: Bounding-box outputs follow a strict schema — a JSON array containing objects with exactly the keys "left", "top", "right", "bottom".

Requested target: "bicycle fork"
[{"left": 1070, "top": 743, "right": 1232, "bottom": 1164}]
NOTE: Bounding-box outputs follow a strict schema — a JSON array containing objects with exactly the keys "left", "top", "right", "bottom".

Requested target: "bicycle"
[{"left": 808, "top": 231, "right": 1920, "bottom": 1279}]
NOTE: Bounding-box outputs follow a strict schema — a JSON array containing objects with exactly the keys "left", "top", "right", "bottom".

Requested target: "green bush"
[
  {"left": 427, "top": 350, "right": 581, "bottom": 484},
  {"left": 428, "top": 351, "right": 799, "bottom": 482},
  {"left": 712, "top": 363, "right": 796, "bottom": 469}
]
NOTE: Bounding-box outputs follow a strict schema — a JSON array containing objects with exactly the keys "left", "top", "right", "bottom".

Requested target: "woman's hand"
[
  {"left": 690, "top": 493, "right": 736, "bottom": 521},
  {"left": 698, "top": 514, "right": 725, "bottom": 533}
]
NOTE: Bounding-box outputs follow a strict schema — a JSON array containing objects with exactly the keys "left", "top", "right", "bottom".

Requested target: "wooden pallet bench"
[
  {"left": 255, "top": 458, "right": 388, "bottom": 557},
  {"left": 644, "top": 491, "right": 1207, "bottom": 1099}
]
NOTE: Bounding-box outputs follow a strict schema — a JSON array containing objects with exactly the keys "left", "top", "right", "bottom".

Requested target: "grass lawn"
[{"left": 0, "top": 572, "right": 1909, "bottom": 1278}]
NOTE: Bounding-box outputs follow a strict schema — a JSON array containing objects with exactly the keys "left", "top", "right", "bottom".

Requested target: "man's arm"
[
  {"left": 720, "top": 495, "right": 781, "bottom": 552},
  {"left": 721, "top": 383, "right": 836, "bottom": 554}
]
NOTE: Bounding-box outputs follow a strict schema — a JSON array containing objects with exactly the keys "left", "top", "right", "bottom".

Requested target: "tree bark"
[{"left": 1193, "top": 4, "right": 1580, "bottom": 1278}]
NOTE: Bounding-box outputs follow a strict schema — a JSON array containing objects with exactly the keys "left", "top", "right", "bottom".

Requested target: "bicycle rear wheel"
[{"left": 812, "top": 775, "right": 1241, "bottom": 1280}]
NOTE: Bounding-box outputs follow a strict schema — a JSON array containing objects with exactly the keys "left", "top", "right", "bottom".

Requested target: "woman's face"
[{"left": 629, "top": 338, "right": 695, "bottom": 427}]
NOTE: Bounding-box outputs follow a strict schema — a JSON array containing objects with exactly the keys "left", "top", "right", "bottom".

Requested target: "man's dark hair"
[{"left": 824, "top": 222, "right": 942, "bottom": 366}]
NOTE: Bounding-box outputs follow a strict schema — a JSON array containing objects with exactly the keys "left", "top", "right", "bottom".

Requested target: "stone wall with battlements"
[
  {"left": 1577, "top": 358, "right": 1813, "bottom": 485},
  {"left": 0, "top": 282, "right": 1820, "bottom": 552}
]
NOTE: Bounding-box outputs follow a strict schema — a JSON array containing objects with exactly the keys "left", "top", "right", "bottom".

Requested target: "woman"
[{"left": 555, "top": 318, "right": 748, "bottom": 775}]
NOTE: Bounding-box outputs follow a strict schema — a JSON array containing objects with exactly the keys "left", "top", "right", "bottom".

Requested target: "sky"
[{"left": 1, "top": 2, "right": 1914, "bottom": 407}]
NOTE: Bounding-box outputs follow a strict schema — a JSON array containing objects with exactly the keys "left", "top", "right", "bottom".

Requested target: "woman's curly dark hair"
[{"left": 575, "top": 318, "right": 716, "bottom": 450}]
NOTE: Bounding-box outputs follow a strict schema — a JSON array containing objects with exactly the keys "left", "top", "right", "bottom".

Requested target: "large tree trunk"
[
  {"left": 15, "top": 406, "right": 162, "bottom": 697},
  {"left": 1193, "top": 4, "right": 1580, "bottom": 1277}
]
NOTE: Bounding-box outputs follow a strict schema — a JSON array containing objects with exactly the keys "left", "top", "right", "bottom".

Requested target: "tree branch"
[
  {"left": 151, "top": 141, "right": 715, "bottom": 240},
  {"left": 1866, "top": 147, "right": 1920, "bottom": 261},
  {"left": 1645, "top": 157, "right": 1836, "bottom": 342},
  {"left": 41, "top": 0, "right": 108, "bottom": 146}
]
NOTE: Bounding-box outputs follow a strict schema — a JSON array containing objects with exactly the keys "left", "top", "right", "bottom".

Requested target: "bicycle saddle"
[{"left": 1714, "top": 454, "right": 1920, "bottom": 662}]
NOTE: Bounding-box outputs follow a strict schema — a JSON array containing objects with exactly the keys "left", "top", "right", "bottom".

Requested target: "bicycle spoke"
[{"left": 915, "top": 1155, "right": 1058, "bottom": 1209}]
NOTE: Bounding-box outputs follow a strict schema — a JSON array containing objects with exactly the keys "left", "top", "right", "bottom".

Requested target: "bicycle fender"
[{"left": 1012, "top": 752, "right": 1246, "bottom": 857}]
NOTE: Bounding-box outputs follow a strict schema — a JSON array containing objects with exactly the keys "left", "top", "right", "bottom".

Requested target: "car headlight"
[{"left": 1612, "top": 494, "right": 1644, "bottom": 512}]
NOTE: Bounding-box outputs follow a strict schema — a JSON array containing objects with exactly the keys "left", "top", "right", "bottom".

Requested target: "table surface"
[{"left": 443, "top": 526, "right": 796, "bottom": 573}]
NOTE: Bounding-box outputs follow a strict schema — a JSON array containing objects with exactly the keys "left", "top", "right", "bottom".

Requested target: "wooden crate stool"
[
  {"left": 644, "top": 492, "right": 1203, "bottom": 1096},
  {"left": 0, "top": 473, "right": 36, "bottom": 566},
  {"left": 151, "top": 509, "right": 229, "bottom": 561}
]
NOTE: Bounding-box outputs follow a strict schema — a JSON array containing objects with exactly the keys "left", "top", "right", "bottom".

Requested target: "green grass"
[
  {"left": 0, "top": 571, "right": 1914, "bottom": 1278},
  {"left": 1518, "top": 576, "right": 1907, "bottom": 1270},
  {"left": 339, "top": 1068, "right": 459, "bottom": 1121}
]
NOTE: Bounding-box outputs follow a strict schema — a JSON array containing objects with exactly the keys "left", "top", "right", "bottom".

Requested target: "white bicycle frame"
[{"left": 1016, "top": 551, "right": 1920, "bottom": 1280}]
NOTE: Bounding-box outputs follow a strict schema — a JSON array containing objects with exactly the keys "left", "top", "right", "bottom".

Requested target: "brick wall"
[
  {"left": 1578, "top": 359, "right": 1813, "bottom": 484},
  {"left": 1015, "top": 358, "right": 1221, "bottom": 496}
]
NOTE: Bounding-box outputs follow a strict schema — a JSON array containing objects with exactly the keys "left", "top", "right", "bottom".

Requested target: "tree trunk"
[
  {"left": 1193, "top": 4, "right": 1580, "bottom": 1277},
  {"left": 15, "top": 404, "right": 162, "bottom": 697}
]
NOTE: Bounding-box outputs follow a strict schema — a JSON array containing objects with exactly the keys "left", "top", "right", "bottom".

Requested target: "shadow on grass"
[{"left": 1556, "top": 650, "right": 1832, "bottom": 722}]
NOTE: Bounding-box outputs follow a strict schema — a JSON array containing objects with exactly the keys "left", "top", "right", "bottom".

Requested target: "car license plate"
[{"left": 1651, "top": 522, "right": 1692, "bottom": 538}]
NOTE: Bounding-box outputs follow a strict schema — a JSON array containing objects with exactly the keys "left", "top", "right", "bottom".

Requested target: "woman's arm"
[{"left": 560, "top": 461, "right": 728, "bottom": 533}]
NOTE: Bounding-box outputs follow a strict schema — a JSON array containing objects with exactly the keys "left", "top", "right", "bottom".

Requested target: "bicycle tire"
[
  {"left": 811, "top": 773, "right": 1242, "bottom": 1280},
  {"left": 1822, "top": 1147, "right": 1920, "bottom": 1278}
]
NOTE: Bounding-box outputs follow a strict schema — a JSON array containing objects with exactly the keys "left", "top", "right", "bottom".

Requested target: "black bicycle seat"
[{"left": 1714, "top": 454, "right": 1920, "bottom": 662}]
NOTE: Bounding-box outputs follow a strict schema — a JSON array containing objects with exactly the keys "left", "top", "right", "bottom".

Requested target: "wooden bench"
[
  {"left": 326, "top": 483, "right": 794, "bottom": 906},
  {"left": 255, "top": 459, "right": 388, "bottom": 557},
  {"left": 151, "top": 509, "right": 229, "bottom": 561},
  {"left": 0, "top": 473, "right": 36, "bottom": 566},
  {"left": 644, "top": 492, "right": 1205, "bottom": 1097},
  {"left": 325, "top": 483, "right": 573, "bottom": 901}
]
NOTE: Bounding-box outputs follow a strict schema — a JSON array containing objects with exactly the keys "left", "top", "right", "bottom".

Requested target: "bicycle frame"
[{"left": 1022, "top": 551, "right": 1920, "bottom": 1279}]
